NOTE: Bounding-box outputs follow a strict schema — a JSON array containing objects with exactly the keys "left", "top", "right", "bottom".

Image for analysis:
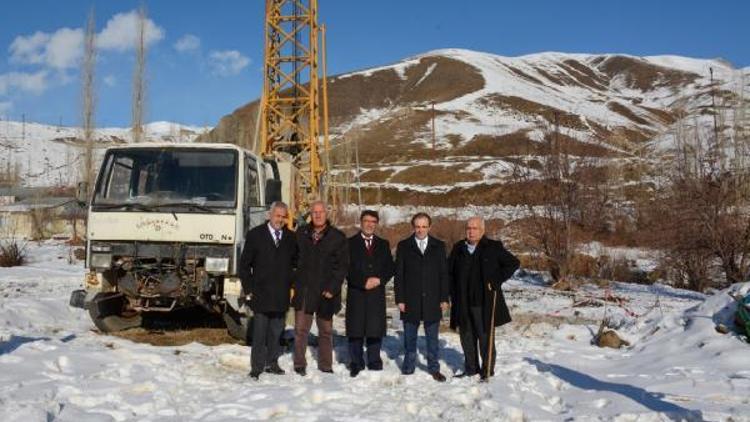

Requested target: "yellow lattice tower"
[{"left": 261, "top": 0, "right": 329, "bottom": 217}]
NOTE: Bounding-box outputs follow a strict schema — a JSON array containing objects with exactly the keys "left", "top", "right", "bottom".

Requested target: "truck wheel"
[
  {"left": 223, "top": 307, "right": 251, "bottom": 344},
  {"left": 87, "top": 293, "right": 142, "bottom": 332}
]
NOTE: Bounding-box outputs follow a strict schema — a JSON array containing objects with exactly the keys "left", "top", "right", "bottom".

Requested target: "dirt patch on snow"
[{"left": 596, "top": 55, "right": 700, "bottom": 91}]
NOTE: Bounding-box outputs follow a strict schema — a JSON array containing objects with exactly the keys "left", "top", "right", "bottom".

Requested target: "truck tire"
[
  {"left": 88, "top": 293, "right": 142, "bottom": 332},
  {"left": 223, "top": 306, "right": 251, "bottom": 344}
]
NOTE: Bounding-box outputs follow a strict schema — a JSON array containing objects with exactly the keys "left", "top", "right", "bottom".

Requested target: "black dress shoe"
[
  {"left": 454, "top": 371, "right": 478, "bottom": 378},
  {"left": 431, "top": 372, "right": 447, "bottom": 382},
  {"left": 294, "top": 367, "right": 306, "bottom": 376},
  {"left": 265, "top": 364, "right": 286, "bottom": 375},
  {"left": 349, "top": 367, "right": 361, "bottom": 378},
  {"left": 249, "top": 371, "right": 261, "bottom": 380},
  {"left": 479, "top": 374, "right": 489, "bottom": 383},
  {"left": 319, "top": 368, "right": 334, "bottom": 374}
]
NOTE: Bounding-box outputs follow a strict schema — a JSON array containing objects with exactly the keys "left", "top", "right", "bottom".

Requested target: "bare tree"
[
  {"left": 131, "top": 4, "right": 147, "bottom": 143},
  {"left": 657, "top": 72, "right": 750, "bottom": 290},
  {"left": 511, "top": 114, "right": 611, "bottom": 284}
]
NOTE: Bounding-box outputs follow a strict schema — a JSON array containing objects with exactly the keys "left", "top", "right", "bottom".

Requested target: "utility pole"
[
  {"left": 82, "top": 7, "right": 96, "bottom": 194},
  {"left": 132, "top": 4, "right": 147, "bottom": 143},
  {"left": 354, "top": 136, "right": 362, "bottom": 213},
  {"left": 710, "top": 67, "right": 723, "bottom": 170},
  {"left": 431, "top": 102, "right": 436, "bottom": 151}
]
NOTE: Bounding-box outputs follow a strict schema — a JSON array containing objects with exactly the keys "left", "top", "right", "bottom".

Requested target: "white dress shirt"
[
  {"left": 416, "top": 236, "right": 428, "bottom": 254},
  {"left": 268, "top": 223, "right": 282, "bottom": 244}
]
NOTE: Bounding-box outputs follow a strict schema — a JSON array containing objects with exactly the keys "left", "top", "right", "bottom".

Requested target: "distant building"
[{"left": 0, "top": 195, "right": 85, "bottom": 240}]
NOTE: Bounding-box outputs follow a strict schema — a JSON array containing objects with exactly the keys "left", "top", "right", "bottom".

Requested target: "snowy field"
[{"left": 1, "top": 241, "right": 749, "bottom": 421}]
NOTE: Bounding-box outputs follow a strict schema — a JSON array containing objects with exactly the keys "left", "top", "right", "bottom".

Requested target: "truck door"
[{"left": 244, "top": 155, "right": 266, "bottom": 232}]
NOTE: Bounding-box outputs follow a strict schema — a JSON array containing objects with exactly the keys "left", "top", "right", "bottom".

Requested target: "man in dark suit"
[
  {"left": 345, "top": 209, "right": 395, "bottom": 378},
  {"left": 239, "top": 201, "right": 297, "bottom": 380},
  {"left": 449, "top": 217, "right": 519, "bottom": 381},
  {"left": 292, "top": 200, "right": 349, "bottom": 376},
  {"left": 394, "top": 212, "right": 450, "bottom": 382}
]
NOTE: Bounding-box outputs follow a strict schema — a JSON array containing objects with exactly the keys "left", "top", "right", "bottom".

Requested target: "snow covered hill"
[
  {"left": 1, "top": 241, "right": 749, "bottom": 420},
  {"left": 202, "top": 49, "right": 750, "bottom": 207},
  {"left": 0, "top": 120, "right": 209, "bottom": 187}
]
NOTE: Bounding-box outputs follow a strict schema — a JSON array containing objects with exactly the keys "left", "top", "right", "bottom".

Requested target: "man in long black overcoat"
[
  {"left": 394, "top": 212, "right": 450, "bottom": 382},
  {"left": 345, "top": 209, "right": 395, "bottom": 377},
  {"left": 239, "top": 201, "right": 297, "bottom": 380},
  {"left": 449, "top": 217, "right": 519, "bottom": 381}
]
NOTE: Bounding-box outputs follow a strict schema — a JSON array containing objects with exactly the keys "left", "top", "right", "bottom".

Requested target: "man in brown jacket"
[{"left": 292, "top": 201, "right": 349, "bottom": 375}]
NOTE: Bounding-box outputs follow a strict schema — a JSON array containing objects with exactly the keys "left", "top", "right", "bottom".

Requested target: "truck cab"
[{"left": 70, "top": 143, "right": 287, "bottom": 339}]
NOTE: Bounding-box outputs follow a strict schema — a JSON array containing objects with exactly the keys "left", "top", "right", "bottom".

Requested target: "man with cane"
[{"left": 448, "top": 217, "right": 519, "bottom": 381}]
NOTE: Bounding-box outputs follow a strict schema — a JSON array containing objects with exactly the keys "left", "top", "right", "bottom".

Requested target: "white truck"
[{"left": 69, "top": 143, "right": 292, "bottom": 341}]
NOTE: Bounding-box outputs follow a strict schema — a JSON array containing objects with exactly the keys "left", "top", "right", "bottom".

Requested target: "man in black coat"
[
  {"left": 292, "top": 200, "right": 349, "bottom": 375},
  {"left": 239, "top": 201, "right": 297, "bottom": 380},
  {"left": 449, "top": 217, "right": 519, "bottom": 381},
  {"left": 345, "top": 209, "right": 395, "bottom": 378},
  {"left": 394, "top": 212, "right": 450, "bottom": 382}
]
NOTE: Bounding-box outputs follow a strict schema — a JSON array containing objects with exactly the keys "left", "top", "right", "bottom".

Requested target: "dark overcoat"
[
  {"left": 448, "top": 236, "right": 520, "bottom": 330},
  {"left": 292, "top": 222, "right": 349, "bottom": 318},
  {"left": 345, "top": 233, "right": 395, "bottom": 338},
  {"left": 394, "top": 235, "right": 449, "bottom": 323},
  {"left": 238, "top": 222, "right": 297, "bottom": 313}
]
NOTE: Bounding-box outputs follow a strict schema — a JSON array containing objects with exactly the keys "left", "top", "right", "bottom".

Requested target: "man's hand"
[
  {"left": 365, "top": 277, "right": 381, "bottom": 290},
  {"left": 487, "top": 282, "right": 494, "bottom": 292},
  {"left": 322, "top": 290, "right": 334, "bottom": 299},
  {"left": 440, "top": 302, "right": 449, "bottom": 312},
  {"left": 398, "top": 303, "right": 406, "bottom": 313}
]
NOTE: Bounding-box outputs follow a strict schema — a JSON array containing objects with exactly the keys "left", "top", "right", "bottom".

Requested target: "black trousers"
[
  {"left": 348, "top": 337, "right": 383, "bottom": 370},
  {"left": 250, "top": 311, "right": 285, "bottom": 373},
  {"left": 458, "top": 306, "right": 496, "bottom": 376}
]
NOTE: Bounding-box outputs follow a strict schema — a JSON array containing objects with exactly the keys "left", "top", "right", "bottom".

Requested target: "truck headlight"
[
  {"left": 223, "top": 277, "right": 242, "bottom": 296},
  {"left": 205, "top": 257, "right": 229, "bottom": 273},
  {"left": 90, "top": 253, "right": 112, "bottom": 269}
]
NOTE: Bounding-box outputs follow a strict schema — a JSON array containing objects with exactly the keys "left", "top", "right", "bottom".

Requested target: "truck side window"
[
  {"left": 246, "top": 158, "right": 260, "bottom": 207},
  {"left": 108, "top": 156, "right": 134, "bottom": 200}
]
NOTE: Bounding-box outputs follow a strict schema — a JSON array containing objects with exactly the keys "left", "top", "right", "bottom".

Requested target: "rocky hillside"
[{"left": 199, "top": 49, "right": 749, "bottom": 207}]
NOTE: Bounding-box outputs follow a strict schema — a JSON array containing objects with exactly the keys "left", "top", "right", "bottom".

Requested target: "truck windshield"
[{"left": 92, "top": 148, "right": 238, "bottom": 210}]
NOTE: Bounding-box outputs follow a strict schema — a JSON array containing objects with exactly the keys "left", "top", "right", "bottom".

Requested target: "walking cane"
[{"left": 485, "top": 283, "right": 498, "bottom": 381}]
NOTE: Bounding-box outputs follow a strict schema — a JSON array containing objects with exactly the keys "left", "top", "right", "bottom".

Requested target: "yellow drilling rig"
[{"left": 259, "top": 0, "right": 332, "bottom": 223}]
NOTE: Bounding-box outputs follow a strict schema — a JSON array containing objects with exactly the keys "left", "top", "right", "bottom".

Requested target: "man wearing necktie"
[
  {"left": 345, "top": 210, "right": 395, "bottom": 377},
  {"left": 394, "top": 212, "right": 450, "bottom": 382},
  {"left": 449, "top": 217, "right": 519, "bottom": 382},
  {"left": 239, "top": 201, "right": 298, "bottom": 380}
]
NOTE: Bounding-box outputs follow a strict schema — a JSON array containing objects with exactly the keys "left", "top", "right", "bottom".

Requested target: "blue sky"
[{"left": 1, "top": 0, "right": 748, "bottom": 127}]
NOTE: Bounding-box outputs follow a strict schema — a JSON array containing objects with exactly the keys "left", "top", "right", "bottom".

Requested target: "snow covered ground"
[{"left": 1, "top": 241, "right": 749, "bottom": 421}]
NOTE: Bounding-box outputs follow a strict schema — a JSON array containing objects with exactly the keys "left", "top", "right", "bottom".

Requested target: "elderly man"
[
  {"left": 449, "top": 217, "right": 519, "bottom": 381},
  {"left": 394, "top": 212, "right": 450, "bottom": 382},
  {"left": 239, "top": 201, "right": 297, "bottom": 380},
  {"left": 345, "top": 209, "right": 394, "bottom": 377},
  {"left": 292, "top": 201, "right": 349, "bottom": 376}
]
